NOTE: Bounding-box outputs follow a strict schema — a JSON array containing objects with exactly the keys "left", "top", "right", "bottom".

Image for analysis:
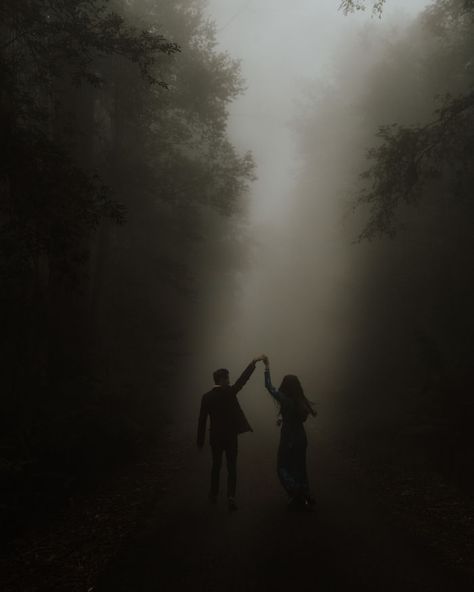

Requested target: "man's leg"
[
  {"left": 225, "top": 437, "right": 238, "bottom": 501},
  {"left": 210, "top": 444, "right": 223, "bottom": 501}
]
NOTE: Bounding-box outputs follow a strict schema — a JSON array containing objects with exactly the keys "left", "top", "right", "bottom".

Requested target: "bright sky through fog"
[{"left": 206, "top": 0, "right": 431, "bottom": 223}]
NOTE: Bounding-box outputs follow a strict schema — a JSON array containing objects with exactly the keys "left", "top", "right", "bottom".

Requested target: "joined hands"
[{"left": 253, "top": 354, "right": 270, "bottom": 368}]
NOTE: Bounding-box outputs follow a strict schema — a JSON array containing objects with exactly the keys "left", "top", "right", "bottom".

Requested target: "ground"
[
  {"left": 2, "top": 421, "right": 473, "bottom": 591},
  {"left": 97, "top": 422, "right": 473, "bottom": 592}
]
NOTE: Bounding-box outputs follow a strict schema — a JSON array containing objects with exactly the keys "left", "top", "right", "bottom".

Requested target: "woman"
[{"left": 262, "top": 355, "right": 317, "bottom": 509}]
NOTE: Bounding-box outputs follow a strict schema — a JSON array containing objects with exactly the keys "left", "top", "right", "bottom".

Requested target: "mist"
[
  {"left": 187, "top": 0, "right": 429, "bottom": 425},
  {"left": 2, "top": 1, "right": 474, "bottom": 590}
]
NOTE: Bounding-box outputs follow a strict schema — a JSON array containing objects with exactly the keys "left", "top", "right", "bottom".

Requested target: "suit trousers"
[{"left": 210, "top": 436, "right": 238, "bottom": 498}]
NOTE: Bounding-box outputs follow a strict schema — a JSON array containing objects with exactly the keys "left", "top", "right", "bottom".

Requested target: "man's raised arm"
[{"left": 232, "top": 356, "right": 263, "bottom": 394}]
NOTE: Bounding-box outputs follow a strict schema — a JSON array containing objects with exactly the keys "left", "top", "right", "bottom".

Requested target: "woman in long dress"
[{"left": 262, "top": 355, "right": 317, "bottom": 509}]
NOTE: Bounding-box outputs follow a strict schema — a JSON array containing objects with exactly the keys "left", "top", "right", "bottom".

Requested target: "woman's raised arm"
[{"left": 263, "top": 361, "right": 283, "bottom": 403}]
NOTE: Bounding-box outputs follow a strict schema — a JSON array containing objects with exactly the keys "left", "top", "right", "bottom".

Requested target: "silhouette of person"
[
  {"left": 262, "top": 355, "right": 317, "bottom": 510},
  {"left": 197, "top": 356, "right": 264, "bottom": 511}
]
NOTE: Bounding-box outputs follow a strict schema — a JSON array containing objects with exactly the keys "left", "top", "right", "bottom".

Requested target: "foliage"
[
  {"left": 1, "top": 126, "right": 125, "bottom": 285},
  {"left": 0, "top": 0, "right": 179, "bottom": 286},
  {"left": 0, "top": 0, "right": 179, "bottom": 87},
  {"left": 339, "top": 0, "right": 387, "bottom": 16},
  {"left": 0, "top": 0, "right": 255, "bottom": 503},
  {"left": 356, "top": 0, "right": 474, "bottom": 239},
  {"left": 126, "top": 0, "right": 255, "bottom": 216},
  {"left": 295, "top": 0, "right": 474, "bottom": 492}
]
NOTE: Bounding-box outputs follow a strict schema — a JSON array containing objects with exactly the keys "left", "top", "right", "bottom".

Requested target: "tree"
[
  {"left": 0, "top": 0, "right": 179, "bottom": 281},
  {"left": 339, "top": 0, "right": 387, "bottom": 16},
  {"left": 294, "top": 0, "right": 474, "bottom": 490},
  {"left": 0, "top": 0, "right": 256, "bottom": 485},
  {"left": 343, "top": 0, "right": 474, "bottom": 240}
]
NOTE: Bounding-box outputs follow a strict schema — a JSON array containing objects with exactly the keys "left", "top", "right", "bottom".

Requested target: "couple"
[{"left": 197, "top": 355, "right": 317, "bottom": 512}]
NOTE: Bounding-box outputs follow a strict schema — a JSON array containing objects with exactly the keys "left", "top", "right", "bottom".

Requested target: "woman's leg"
[
  {"left": 293, "top": 440, "right": 316, "bottom": 507},
  {"left": 277, "top": 436, "right": 298, "bottom": 495}
]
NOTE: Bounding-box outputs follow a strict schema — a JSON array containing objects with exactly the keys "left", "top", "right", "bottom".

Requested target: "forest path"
[{"left": 97, "top": 422, "right": 470, "bottom": 592}]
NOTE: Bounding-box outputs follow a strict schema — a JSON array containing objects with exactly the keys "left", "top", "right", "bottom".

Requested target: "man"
[{"left": 197, "top": 356, "right": 263, "bottom": 511}]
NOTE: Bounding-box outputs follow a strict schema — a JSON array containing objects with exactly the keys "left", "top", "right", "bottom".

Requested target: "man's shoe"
[{"left": 228, "top": 497, "right": 238, "bottom": 512}]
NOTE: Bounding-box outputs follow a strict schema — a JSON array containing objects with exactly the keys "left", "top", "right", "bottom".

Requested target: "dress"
[{"left": 264, "top": 369, "right": 310, "bottom": 498}]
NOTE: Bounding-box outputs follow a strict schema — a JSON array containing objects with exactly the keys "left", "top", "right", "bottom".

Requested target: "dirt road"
[{"left": 97, "top": 423, "right": 472, "bottom": 591}]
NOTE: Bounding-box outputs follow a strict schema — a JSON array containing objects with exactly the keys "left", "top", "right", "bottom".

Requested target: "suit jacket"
[{"left": 197, "top": 362, "right": 256, "bottom": 447}]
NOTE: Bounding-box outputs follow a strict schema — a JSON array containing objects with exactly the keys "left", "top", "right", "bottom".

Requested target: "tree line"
[
  {"left": 0, "top": 0, "right": 254, "bottom": 530},
  {"left": 299, "top": 0, "right": 474, "bottom": 490}
]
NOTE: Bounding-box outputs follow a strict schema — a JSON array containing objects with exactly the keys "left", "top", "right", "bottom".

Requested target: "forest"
[
  {"left": 306, "top": 0, "right": 474, "bottom": 490},
  {"left": 0, "top": 0, "right": 254, "bottom": 534},
  {"left": 1, "top": 0, "right": 473, "bottom": 590}
]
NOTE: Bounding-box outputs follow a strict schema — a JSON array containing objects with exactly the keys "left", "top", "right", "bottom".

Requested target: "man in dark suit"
[{"left": 197, "top": 356, "right": 263, "bottom": 511}]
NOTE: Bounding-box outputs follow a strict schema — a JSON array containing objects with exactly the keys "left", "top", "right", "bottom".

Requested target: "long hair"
[{"left": 279, "top": 374, "right": 316, "bottom": 421}]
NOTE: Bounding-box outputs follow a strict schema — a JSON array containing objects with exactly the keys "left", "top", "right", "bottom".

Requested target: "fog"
[
  {"left": 187, "top": 0, "right": 430, "bottom": 432},
  {"left": 3, "top": 2, "right": 474, "bottom": 588}
]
